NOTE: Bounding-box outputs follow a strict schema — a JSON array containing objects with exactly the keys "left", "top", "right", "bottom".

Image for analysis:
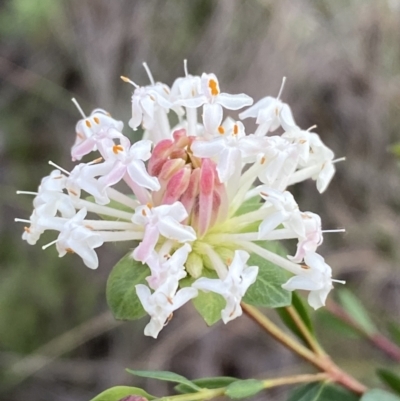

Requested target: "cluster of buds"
[{"left": 17, "top": 61, "right": 345, "bottom": 338}]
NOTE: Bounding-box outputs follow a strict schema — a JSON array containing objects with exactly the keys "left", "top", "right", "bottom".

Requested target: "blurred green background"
[{"left": 1, "top": 0, "right": 400, "bottom": 400}]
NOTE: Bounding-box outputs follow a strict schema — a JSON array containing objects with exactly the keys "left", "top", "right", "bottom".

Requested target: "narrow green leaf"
[
  {"left": 276, "top": 292, "right": 315, "bottom": 345},
  {"left": 338, "top": 289, "right": 378, "bottom": 335},
  {"left": 225, "top": 379, "right": 264, "bottom": 399},
  {"left": 175, "top": 376, "right": 238, "bottom": 394},
  {"left": 181, "top": 270, "right": 225, "bottom": 326},
  {"left": 233, "top": 196, "right": 261, "bottom": 217},
  {"left": 106, "top": 253, "right": 150, "bottom": 320},
  {"left": 317, "top": 310, "right": 362, "bottom": 339},
  {"left": 126, "top": 370, "right": 201, "bottom": 391},
  {"left": 89, "top": 386, "right": 155, "bottom": 401},
  {"left": 378, "top": 369, "right": 400, "bottom": 396},
  {"left": 86, "top": 196, "right": 134, "bottom": 220},
  {"left": 243, "top": 241, "right": 291, "bottom": 308},
  {"left": 287, "top": 382, "right": 359, "bottom": 401},
  {"left": 361, "top": 389, "right": 400, "bottom": 401},
  {"left": 388, "top": 323, "right": 400, "bottom": 347}
]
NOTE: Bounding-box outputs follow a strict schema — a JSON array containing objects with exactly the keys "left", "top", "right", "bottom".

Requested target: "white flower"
[
  {"left": 39, "top": 170, "right": 67, "bottom": 192},
  {"left": 258, "top": 187, "right": 304, "bottom": 239},
  {"left": 191, "top": 119, "right": 264, "bottom": 183},
  {"left": 128, "top": 84, "right": 172, "bottom": 131},
  {"left": 176, "top": 73, "right": 253, "bottom": 134},
  {"left": 239, "top": 78, "right": 296, "bottom": 136},
  {"left": 132, "top": 202, "right": 197, "bottom": 262},
  {"left": 282, "top": 252, "right": 338, "bottom": 309},
  {"left": 55, "top": 208, "right": 104, "bottom": 269},
  {"left": 288, "top": 212, "right": 323, "bottom": 263},
  {"left": 136, "top": 278, "right": 198, "bottom": 338},
  {"left": 193, "top": 250, "right": 258, "bottom": 323},
  {"left": 146, "top": 244, "right": 191, "bottom": 290}
]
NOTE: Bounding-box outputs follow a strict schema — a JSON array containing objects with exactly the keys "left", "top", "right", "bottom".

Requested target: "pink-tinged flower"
[
  {"left": 97, "top": 139, "right": 160, "bottom": 194},
  {"left": 193, "top": 250, "right": 258, "bottom": 323},
  {"left": 258, "top": 187, "right": 305, "bottom": 239},
  {"left": 282, "top": 252, "right": 342, "bottom": 310},
  {"left": 55, "top": 208, "right": 104, "bottom": 269},
  {"left": 136, "top": 278, "right": 198, "bottom": 338},
  {"left": 288, "top": 212, "right": 323, "bottom": 263},
  {"left": 132, "top": 202, "right": 196, "bottom": 263},
  {"left": 146, "top": 243, "right": 191, "bottom": 290},
  {"left": 72, "top": 109, "right": 124, "bottom": 161}
]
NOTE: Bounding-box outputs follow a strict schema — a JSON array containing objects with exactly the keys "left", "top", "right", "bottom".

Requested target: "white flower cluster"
[{"left": 17, "top": 62, "right": 344, "bottom": 338}]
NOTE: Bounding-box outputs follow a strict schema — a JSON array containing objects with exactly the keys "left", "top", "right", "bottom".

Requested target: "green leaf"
[
  {"left": 126, "top": 370, "right": 201, "bottom": 391},
  {"left": 287, "top": 382, "right": 359, "bottom": 401},
  {"left": 361, "top": 389, "right": 400, "bottom": 401},
  {"left": 377, "top": 369, "right": 400, "bottom": 395},
  {"left": 106, "top": 253, "right": 150, "bottom": 320},
  {"left": 243, "top": 241, "right": 291, "bottom": 308},
  {"left": 338, "top": 289, "right": 378, "bottom": 335},
  {"left": 89, "top": 386, "right": 155, "bottom": 401},
  {"left": 316, "top": 310, "right": 362, "bottom": 339},
  {"left": 388, "top": 323, "right": 400, "bottom": 347},
  {"left": 175, "top": 376, "right": 238, "bottom": 394},
  {"left": 276, "top": 292, "right": 315, "bottom": 345},
  {"left": 181, "top": 270, "right": 225, "bottom": 326},
  {"left": 233, "top": 196, "right": 261, "bottom": 216},
  {"left": 225, "top": 379, "right": 265, "bottom": 399},
  {"left": 86, "top": 196, "right": 134, "bottom": 220}
]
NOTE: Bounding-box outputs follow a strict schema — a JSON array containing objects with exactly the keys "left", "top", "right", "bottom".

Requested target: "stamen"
[
  {"left": 120, "top": 76, "right": 139, "bottom": 89},
  {"left": 88, "top": 157, "right": 103, "bottom": 165},
  {"left": 184, "top": 59, "right": 189, "bottom": 77},
  {"left": 218, "top": 126, "right": 225, "bottom": 134},
  {"left": 48, "top": 161, "right": 70, "bottom": 175},
  {"left": 71, "top": 98, "right": 86, "bottom": 119},
  {"left": 42, "top": 239, "right": 59, "bottom": 250},
  {"left": 276, "top": 76, "right": 287, "bottom": 100},
  {"left": 85, "top": 120, "right": 92, "bottom": 128},
  {"left": 93, "top": 117, "right": 100, "bottom": 124},
  {"left": 322, "top": 229, "right": 346, "bottom": 233},
  {"left": 15, "top": 218, "right": 32, "bottom": 223},
  {"left": 24, "top": 227, "right": 31, "bottom": 233},
  {"left": 16, "top": 191, "right": 38, "bottom": 196},
  {"left": 233, "top": 124, "right": 239, "bottom": 135},
  {"left": 146, "top": 202, "right": 153, "bottom": 209},
  {"left": 332, "top": 279, "right": 346, "bottom": 284},
  {"left": 332, "top": 157, "right": 346, "bottom": 164},
  {"left": 112, "top": 145, "right": 124, "bottom": 154},
  {"left": 68, "top": 189, "right": 78, "bottom": 196},
  {"left": 307, "top": 124, "right": 317, "bottom": 132},
  {"left": 208, "top": 79, "right": 219, "bottom": 96},
  {"left": 65, "top": 248, "right": 75, "bottom": 254},
  {"left": 143, "top": 62, "right": 155, "bottom": 85}
]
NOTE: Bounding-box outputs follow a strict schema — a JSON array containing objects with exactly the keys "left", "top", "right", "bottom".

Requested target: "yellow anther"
[
  {"left": 93, "top": 117, "right": 100, "bottom": 124},
  {"left": 66, "top": 248, "right": 75, "bottom": 254},
  {"left": 301, "top": 264, "right": 310, "bottom": 270},
  {"left": 112, "top": 145, "right": 124, "bottom": 154},
  {"left": 218, "top": 126, "right": 225, "bottom": 134},
  {"left": 233, "top": 124, "right": 239, "bottom": 135},
  {"left": 141, "top": 209, "right": 147, "bottom": 216},
  {"left": 146, "top": 202, "right": 153, "bottom": 209},
  {"left": 92, "top": 157, "right": 103, "bottom": 164},
  {"left": 260, "top": 156, "right": 266, "bottom": 165},
  {"left": 68, "top": 189, "right": 78, "bottom": 196},
  {"left": 120, "top": 76, "right": 131, "bottom": 83},
  {"left": 24, "top": 226, "right": 31, "bottom": 233},
  {"left": 208, "top": 79, "right": 219, "bottom": 96},
  {"left": 85, "top": 120, "right": 92, "bottom": 128}
]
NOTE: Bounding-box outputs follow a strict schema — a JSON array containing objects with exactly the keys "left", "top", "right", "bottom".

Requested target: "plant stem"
[
  {"left": 241, "top": 303, "right": 367, "bottom": 395},
  {"left": 285, "top": 305, "right": 326, "bottom": 356},
  {"left": 262, "top": 372, "right": 329, "bottom": 388},
  {"left": 155, "top": 373, "right": 330, "bottom": 401}
]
